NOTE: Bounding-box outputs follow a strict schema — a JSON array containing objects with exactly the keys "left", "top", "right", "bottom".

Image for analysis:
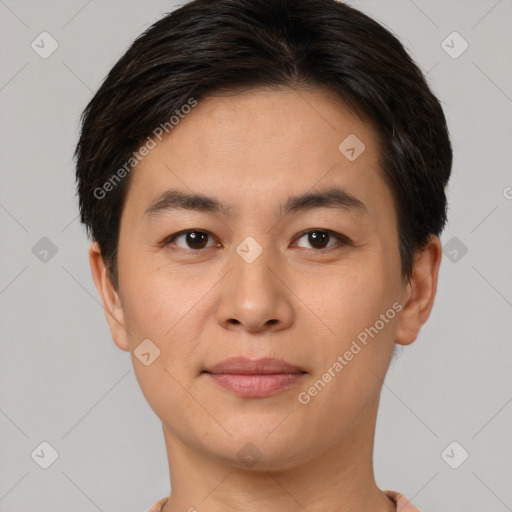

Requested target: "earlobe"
[
  {"left": 88, "top": 242, "right": 131, "bottom": 352},
  {"left": 395, "top": 235, "right": 443, "bottom": 346}
]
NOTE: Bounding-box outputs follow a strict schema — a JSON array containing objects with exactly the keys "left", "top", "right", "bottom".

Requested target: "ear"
[
  {"left": 395, "top": 235, "right": 443, "bottom": 346},
  {"left": 88, "top": 241, "right": 130, "bottom": 352}
]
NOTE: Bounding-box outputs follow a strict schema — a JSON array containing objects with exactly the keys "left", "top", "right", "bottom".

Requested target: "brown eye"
[
  {"left": 295, "top": 229, "right": 350, "bottom": 250},
  {"left": 165, "top": 230, "right": 214, "bottom": 250}
]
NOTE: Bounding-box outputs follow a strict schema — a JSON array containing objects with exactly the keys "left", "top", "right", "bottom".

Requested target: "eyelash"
[{"left": 162, "top": 229, "right": 352, "bottom": 252}]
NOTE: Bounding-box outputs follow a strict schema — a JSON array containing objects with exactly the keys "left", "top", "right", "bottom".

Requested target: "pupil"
[
  {"left": 309, "top": 231, "right": 328, "bottom": 249},
  {"left": 187, "top": 231, "right": 208, "bottom": 248}
]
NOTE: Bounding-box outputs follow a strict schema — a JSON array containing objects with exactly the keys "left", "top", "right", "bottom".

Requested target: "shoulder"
[
  {"left": 145, "top": 496, "right": 169, "bottom": 512},
  {"left": 384, "top": 489, "right": 423, "bottom": 512}
]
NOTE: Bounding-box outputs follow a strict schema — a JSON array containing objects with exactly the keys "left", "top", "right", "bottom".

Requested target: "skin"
[{"left": 89, "top": 87, "right": 442, "bottom": 512}]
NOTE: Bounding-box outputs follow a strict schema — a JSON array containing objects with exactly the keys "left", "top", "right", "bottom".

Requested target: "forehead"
[{"left": 122, "top": 87, "right": 393, "bottom": 226}]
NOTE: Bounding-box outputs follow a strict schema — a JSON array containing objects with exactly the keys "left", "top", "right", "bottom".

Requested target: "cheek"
[
  {"left": 123, "top": 276, "right": 203, "bottom": 364},
  {"left": 300, "top": 252, "right": 399, "bottom": 396},
  {"left": 116, "top": 263, "right": 197, "bottom": 409},
  {"left": 119, "top": 249, "right": 192, "bottom": 338},
  {"left": 123, "top": 268, "right": 206, "bottom": 421},
  {"left": 310, "top": 258, "right": 395, "bottom": 341}
]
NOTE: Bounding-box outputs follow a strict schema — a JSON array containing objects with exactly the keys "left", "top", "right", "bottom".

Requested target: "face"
[{"left": 90, "top": 87, "right": 440, "bottom": 470}]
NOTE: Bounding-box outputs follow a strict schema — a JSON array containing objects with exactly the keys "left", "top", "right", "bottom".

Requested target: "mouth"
[{"left": 202, "top": 357, "right": 307, "bottom": 398}]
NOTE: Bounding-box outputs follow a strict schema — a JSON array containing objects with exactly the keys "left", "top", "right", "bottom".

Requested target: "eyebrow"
[{"left": 143, "top": 186, "right": 367, "bottom": 219}]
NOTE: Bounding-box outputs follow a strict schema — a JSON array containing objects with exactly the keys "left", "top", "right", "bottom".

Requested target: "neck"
[{"left": 161, "top": 396, "right": 395, "bottom": 512}]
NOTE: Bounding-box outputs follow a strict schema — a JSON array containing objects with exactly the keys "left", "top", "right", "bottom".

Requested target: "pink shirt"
[{"left": 146, "top": 489, "right": 421, "bottom": 511}]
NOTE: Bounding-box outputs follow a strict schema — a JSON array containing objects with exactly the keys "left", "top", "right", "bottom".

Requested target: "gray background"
[{"left": 1, "top": 0, "right": 511, "bottom": 511}]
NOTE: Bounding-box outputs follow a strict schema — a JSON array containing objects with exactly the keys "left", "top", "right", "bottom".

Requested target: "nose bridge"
[
  {"left": 232, "top": 233, "right": 277, "bottom": 298},
  {"left": 214, "top": 232, "right": 294, "bottom": 331}
]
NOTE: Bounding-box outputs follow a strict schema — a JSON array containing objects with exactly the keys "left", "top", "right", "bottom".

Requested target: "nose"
[{"left": 214, "top": 242, "right": 294, "bottom": 333}]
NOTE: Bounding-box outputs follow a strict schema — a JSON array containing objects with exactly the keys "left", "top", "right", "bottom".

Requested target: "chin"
[{"left": 199, "top": 427, "right": 310, "bottom": 471}]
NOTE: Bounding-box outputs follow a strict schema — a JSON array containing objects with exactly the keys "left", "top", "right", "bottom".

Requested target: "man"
[{"left": 75, "top": 1, "right": 452, "bottom": 510}]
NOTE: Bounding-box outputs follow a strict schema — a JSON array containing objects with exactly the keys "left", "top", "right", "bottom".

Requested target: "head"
[{"left": 76, "top": 0, "right": 451, "bottom": 470}]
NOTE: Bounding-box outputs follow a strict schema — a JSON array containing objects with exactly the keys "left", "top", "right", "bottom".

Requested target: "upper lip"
[{"left": 203, "top": 357, "right": 306, "bottom": 375}]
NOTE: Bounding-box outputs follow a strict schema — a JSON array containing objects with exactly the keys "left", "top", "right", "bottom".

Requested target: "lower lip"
[{"left": 204, "top": 372, "right": 305, "bottom": 398}]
